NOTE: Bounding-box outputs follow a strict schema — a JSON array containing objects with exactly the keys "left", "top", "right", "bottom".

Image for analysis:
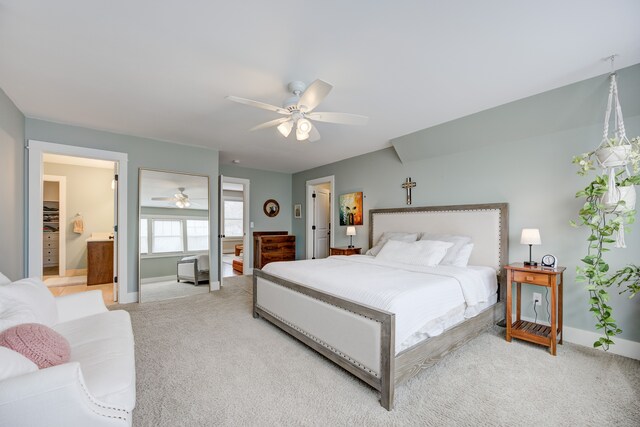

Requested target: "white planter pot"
[
  {"left": 602, "top": 185, "right": 636, "bottom": 213},
  {"left": 595, "top": 145, "right": 631, "bottom": 168}
]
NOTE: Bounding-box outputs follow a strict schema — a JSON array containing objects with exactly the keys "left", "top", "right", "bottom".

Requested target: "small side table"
[
  {"left": 330, "top": 247, "right": 362, "bottom": 256},
  {"left": 505, "top": 263, "right": 566, "bottom": 355}
]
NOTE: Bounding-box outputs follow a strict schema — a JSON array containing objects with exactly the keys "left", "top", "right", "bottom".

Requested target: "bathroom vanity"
[{"left": 87, "top": 237, "right": 114, "bottom": 285}]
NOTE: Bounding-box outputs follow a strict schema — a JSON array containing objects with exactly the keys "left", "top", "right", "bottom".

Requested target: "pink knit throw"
[{"left": 0, "top": 323, "right": 70, "bottom": 369}]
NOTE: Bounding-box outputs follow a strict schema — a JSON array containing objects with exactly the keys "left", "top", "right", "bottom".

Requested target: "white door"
[
  {"left": 218, "top": 175, "right": 224, "bottom": 284},
  {"left": 313, "top": 189, "right": 331, "bottom": 259},
  {"left": 112, "top": 163, "right": 119, "bottom": 302}
]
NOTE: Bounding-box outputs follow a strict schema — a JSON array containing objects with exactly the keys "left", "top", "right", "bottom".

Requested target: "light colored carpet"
[
  {"left": 44, "top": 275, "right": 87, "bottom": 287},
  {"left": 121, "top": 276, "right": 640, "bottom": 426},
  {"left": 140, "top": 280, "right": 210, "bottom": 303}
]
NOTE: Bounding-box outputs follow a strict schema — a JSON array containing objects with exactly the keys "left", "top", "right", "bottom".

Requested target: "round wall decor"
[{"left": 263, "top": 199, "right": 280, "bottom": 217}]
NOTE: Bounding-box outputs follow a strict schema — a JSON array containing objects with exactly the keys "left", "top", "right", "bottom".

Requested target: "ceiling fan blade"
[
  {"left": 297, "top": 80, "right": 332, "bottom": 113},
  {"left": 151, "top": 197, "right": 176, "bottom": 201},
  {"left": 308, "top": 124, "right": 321, "bottom": 142},
  {"left": 307, "top": 112, "right": 368, "bottom": 125},
  {"left": 250, "top": 117, "right": 291, "bottom": 131},
  {"left": 225, "top": 95, "right": 290, "bottom": 115}
]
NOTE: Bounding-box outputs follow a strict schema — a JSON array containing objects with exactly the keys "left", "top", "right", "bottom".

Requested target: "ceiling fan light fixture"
[
  {"left": 296, "top": 128, "right": 309, "bottom": 141},
  {"left": 277, "top": 120, "right": 293, "bottom": 137},
  {"left": 297, "top": 118, "right": 312, "bottom": 134},
  {"left": 176, "top": 200, "right": 185, "bottom": 208}
]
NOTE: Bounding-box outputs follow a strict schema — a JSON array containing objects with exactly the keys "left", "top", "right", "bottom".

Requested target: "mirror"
[{"left": 138, "top": 169, "right": 210, "bottom": 303}]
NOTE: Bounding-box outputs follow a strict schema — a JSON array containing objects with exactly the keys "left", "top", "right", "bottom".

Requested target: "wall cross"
[{"left": 401, "top": 177, "right": 416, "bottom": 205}]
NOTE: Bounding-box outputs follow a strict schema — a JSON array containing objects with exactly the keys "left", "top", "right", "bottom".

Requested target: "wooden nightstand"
[
  {"left": 330, "top": 247, "right": 362, "bottom": 256},
  {"left": 505, "top": 263, "right": 566, "bottom": 355}
]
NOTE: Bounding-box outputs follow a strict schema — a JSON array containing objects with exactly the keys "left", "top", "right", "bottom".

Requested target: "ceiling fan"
[
  {"left": 226, "top": 79, "right": 368, "bottom": 142},
  {"left": 151, "top": 187, "right": 196, "bottom": 209}
]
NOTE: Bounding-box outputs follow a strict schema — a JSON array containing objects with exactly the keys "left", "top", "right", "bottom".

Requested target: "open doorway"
[
  {"left": 27, "top": 141, "right": 130, "bottom": 304},
  {"left": 306, "top": 176, "right": 335, "bottom": 259},
  {"left": 218, "top": 176, "right": 251, "bottom": 285},
  {"left": 41, "top": 155, "right": 115, "bottom": 305}
]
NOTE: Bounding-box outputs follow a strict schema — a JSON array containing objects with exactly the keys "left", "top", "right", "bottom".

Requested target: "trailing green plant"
[{"left": 571, "top": 155, "right": 640, "bottom": 351}]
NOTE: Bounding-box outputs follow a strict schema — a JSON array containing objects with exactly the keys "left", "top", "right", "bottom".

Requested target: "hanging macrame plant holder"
[{"left": 597, "top": 73, "right": 634, "bottom": 248}]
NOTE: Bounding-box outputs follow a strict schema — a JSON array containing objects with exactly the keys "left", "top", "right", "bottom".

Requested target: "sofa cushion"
[
  {"left": 0, "top": 304, "right": 38, "bottom": 333},
  {"left": 0, "top": 272, "right": 11, "bottom": 286},
  {"left": 0, "top": 346, "right": 38, "bottom": 381},
  {"left": 53, "top": 309, "right": 136, "bottom": 411},
  {"left": 0, "top": 278, "right": 58, "bottom": 327},
  {"left": 0, "top": 323, "right": 71, "bottom": 368}
]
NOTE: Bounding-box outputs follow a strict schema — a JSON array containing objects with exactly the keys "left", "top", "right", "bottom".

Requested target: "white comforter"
[{"left": 262, "top": 255, "right": 496, "bottom": 353}]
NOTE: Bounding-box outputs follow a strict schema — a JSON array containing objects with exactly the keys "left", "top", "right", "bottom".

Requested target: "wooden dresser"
[
  {"left": 253, "top": 232, "right": 295, "bottom": 269},
  {"left": 87, "top": 240, "right": 114, "bottom": 285}
]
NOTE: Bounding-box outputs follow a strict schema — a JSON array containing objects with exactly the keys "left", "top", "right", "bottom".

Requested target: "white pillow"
[
  {"left": 366, "top": 232, "right": 419, "bottom": 256},
  {"left": 420, "top": 234, "right": 472, "bottom": 266},
  {"left": 450, "top": 243, "right": 474, "bottom": 267},
  {"left": 0, "top": 304, "right": 38, "bottom": 333},
  {"left": 0, "top": 272, "right": 11, "bottom": 286},
  {"left": 376, "top": 239, "right": 453, "bottom": 267},
  {"left": 0, "top": 278, "right": 58, "bottom": 327},
  {"left": 0, "top": 347, "right": 38, "bottom": 381}
]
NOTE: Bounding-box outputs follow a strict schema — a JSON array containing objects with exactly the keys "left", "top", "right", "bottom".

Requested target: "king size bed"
[{"left": 252, "top": 203, "right": 508, "bottom": 410}]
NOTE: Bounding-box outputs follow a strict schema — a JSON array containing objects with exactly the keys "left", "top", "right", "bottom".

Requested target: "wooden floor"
[{"left": 48, "top": 283, "right": 115, "bottom": 306}]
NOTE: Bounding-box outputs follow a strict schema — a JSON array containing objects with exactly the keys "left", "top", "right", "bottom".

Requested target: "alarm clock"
[{"left": 541, "top": 254, "right": 557, "bottom": 268}]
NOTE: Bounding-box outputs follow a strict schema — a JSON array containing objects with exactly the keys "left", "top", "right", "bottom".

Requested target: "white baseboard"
[
  {"left": 210, "top": 281, "right": 220, "bottom": 291},
  {"left": 520, "top": 315, "right": 640, "bottom": 360},
  {"left": 118, "top": 291, "right": 138, "bottom": 304},
  {"left": 141, "top": 275, "right": 175, "bottom": 284}
]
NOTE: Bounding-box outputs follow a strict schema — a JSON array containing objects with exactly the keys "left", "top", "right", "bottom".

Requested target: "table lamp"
[
  {"left": 520, "top": 228, "right": 541, "bottom": 266},
  {"left": 346, "top": 226, "right": 356, "bottom": 248}
]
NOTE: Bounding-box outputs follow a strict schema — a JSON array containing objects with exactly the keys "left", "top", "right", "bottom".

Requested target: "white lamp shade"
[
  {"left": 277, "top": 120, "right": 293, "bottom": 137},
  {"left": 346, "top": 226, "right": 356, "bottom": 236},
  {"left": 520, "top": 228, "right": 541, "bottom": 245},
  {"left": 296, "top": 128, "right": 309, "bottom": 141}
]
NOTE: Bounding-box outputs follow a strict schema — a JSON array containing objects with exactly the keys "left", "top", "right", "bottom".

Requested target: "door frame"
[
  {"left": 42, "top": 175, "right": 67, "bottom": 278},
  {"left": 218, "top": 175, "right": 251, "bottom": 284},
  {"left": 305, "top": 175, "right": 335, "bottom": 259},
  {"left": 27, "top": 140, "right": 131, "bottom": 303}
]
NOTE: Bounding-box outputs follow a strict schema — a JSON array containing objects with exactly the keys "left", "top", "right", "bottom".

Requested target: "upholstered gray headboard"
[{"left": 368, "top": 203, "right": 509, "bottom": 272}]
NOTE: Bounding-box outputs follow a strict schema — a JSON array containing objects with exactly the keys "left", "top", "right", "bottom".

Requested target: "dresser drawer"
[
  {"left": 43, "top": 257, "right": 58, "bottom": 266},
  {"left": 44, "top": 232, "right": 59, "bottom": 242},
  {"left": 43, "top": 248, "right": 59, "bottom": 258},
  {"left": 513, "top": 271, "right": 550, "bottom": 286},
  {"left": 43, "top": 240, "right": 58, "bottom": 249}
]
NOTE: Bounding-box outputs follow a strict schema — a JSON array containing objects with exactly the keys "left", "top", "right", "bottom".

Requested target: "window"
[
  {"left": 152, "top": 220, "right": 183, "bottom": 253},
  {"left": 187, "top": 220, "right": 209, "bottom": 251},
  {"left": 140, "top": 219, "right": 148, "bottom": 254},
  {"left": 224, "top": 200, "right": 244, "bottom": 237}
]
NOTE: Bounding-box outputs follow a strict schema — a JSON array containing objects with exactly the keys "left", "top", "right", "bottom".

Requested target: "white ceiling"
[
  {"left": 139, "top": 169, "right": 208, "bottom": 210},
  {"left": 1, "top": 1, "right": 639, "bottom": 173}
]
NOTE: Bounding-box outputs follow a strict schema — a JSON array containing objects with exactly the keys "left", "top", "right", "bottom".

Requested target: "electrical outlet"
[{"left": 533, "top": 292, "right": 542, "bottom": 306}]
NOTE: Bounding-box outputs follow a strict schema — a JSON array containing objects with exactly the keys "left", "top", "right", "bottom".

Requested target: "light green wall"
[
  {"left": 44, "top": 162, "right": 114, "bottom": 269},
  {"left": 25, "top": 118, "right": 219, "bottom": 294},
  {"left": 0, "top": 88, "right": 25, "bottom": 281},
  {"left": 139, "top": 206, "right": 209, "bottom": 279},
  {"left": 292, "top": 63, "right": 640, "bottom": 343},
  {"left": 219, "top": 164, "right": 293, "bottom": 264}
]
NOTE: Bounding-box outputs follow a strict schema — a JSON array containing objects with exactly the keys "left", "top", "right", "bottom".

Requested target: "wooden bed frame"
[{"left": 252, "top": 203, "right": 508, "bottom": 410}]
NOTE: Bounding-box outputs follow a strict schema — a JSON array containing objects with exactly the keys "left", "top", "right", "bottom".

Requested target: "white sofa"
[{"left": 0, "top": 287, "right": 136, "bottom": 426}]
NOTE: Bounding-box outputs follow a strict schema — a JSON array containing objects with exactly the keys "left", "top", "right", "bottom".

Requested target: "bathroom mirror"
[{"left": 138, "top": 169, "right": 210, "bottom": 303}]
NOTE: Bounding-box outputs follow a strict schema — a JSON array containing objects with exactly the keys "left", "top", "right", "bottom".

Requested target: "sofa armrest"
[
  {"left": 0, "top": 362, "right": 131, "bottom": 426},
  {"left": 56, "top": 290, "right": 108, "bottom": 323}
]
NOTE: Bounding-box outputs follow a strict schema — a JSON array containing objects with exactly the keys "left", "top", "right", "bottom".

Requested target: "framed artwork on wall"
[
  {"left": 339, "top": 192, "right": 363, "bottom": 226},
  {"left": 263, "top": 199, "right": 280, "bottom": 217},
  {"left": 294, "top": 204, "right": 302, "bottom": 219}
]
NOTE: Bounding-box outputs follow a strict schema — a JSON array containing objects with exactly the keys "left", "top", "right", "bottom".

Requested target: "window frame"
[
  {"left": 140, "top": 214, "right": 209, "bottom": 259},
  {"left": 223, "top": 198, "right": 244, "bottom": 238}
]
